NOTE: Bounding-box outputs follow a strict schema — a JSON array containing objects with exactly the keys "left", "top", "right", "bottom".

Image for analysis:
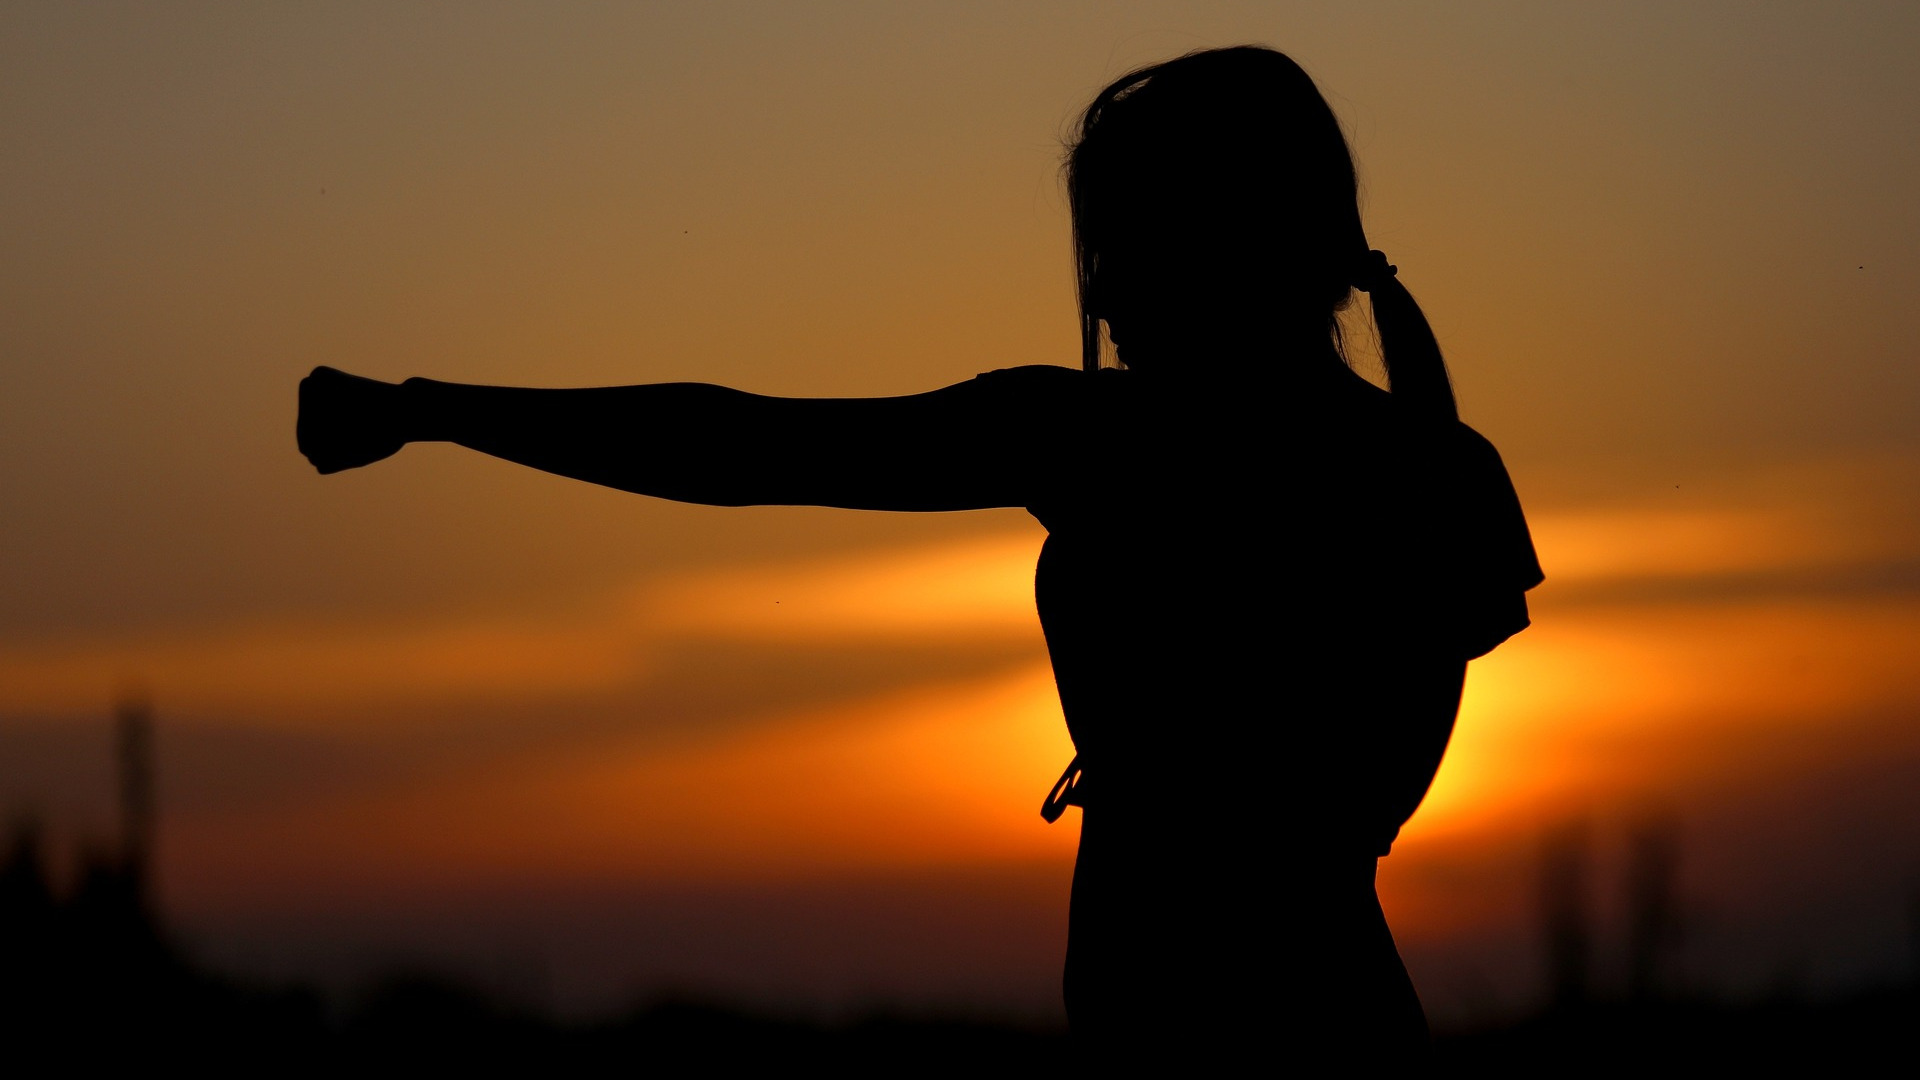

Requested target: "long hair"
[{"left": 1065, "top": 46, "right": 1456, "bottom": 419}]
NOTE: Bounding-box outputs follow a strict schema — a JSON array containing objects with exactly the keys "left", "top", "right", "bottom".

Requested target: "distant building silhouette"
[
  {"left": 114, "top": 693, "right": 156, "bottom": 909},
  {"left": 1907, "top": 885, "right": 1920, "bottom": 987},
  {"left": 1624, "top": 817, "right": 1682, "bottom": 1001},
  {"left": 1540, "top": 822, "right": 1593, "bottom": 1010},
  {"left": 0, "top": 698, "right": 173, "bottom": 1054}
]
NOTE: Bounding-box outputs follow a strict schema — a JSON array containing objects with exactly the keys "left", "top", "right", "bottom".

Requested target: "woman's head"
[{"left": 1066, "top": 46, "right": 1455, "bottom": 415}]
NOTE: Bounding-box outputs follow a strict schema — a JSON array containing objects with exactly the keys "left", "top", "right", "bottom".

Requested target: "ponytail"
[{"left": 1353, "top": 250, "right": 1457, "bottom": 421}]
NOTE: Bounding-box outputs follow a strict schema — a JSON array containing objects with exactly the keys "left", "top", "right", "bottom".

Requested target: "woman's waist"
[
  {"left": 1052, "top": 748, "right": 1409, "bottom": 857},
  {"left": 1073, "top": 797, "right": 1386, "bottom": 892}
]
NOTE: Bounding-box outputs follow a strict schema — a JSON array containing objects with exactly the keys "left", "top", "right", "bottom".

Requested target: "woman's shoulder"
[
  {"left": 972, "top": 364, "right": 1093, "bottom": 391},
  {"left": 968, "top": 365, "right": 1122, "bottom": 418}
]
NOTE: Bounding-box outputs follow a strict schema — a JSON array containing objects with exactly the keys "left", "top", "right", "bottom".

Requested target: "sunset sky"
[{"left": 4, "top": 2, "right": 1919, "bottom": 1024}]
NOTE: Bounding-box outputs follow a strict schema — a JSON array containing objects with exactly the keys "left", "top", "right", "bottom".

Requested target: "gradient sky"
[{"left": 4, "top": 2, "right": 1919, "bottom": 1023}]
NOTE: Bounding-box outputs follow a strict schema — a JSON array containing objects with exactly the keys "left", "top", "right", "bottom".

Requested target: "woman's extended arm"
[{"left": 295, "top": 365, "right": 1072, "bottom": 512}]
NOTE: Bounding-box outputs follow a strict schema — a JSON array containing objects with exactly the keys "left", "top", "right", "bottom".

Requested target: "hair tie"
[{"left": 1352, "top": 249, "right": 1398, "bottom": 293}]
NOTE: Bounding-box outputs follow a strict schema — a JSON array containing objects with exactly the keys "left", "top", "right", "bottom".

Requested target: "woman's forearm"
[
  {"left": 394, "top": 376, "right": 1036, "bottom": 511},
  {"left": 400, "top": 379, "right": 789, "bottom": 506}
]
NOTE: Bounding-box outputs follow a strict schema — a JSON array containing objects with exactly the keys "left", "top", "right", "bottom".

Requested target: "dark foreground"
[
  {"left": 7, "top": 949, "right": 1916, "bottom": 1075},
  {"left": 3, "top": 852, "right": 1914, "bottom": 1073}
]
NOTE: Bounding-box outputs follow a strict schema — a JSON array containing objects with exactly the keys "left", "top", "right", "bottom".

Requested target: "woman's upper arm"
[{"left": 653, "top": 365, "right": 1084, "bottom": 511}]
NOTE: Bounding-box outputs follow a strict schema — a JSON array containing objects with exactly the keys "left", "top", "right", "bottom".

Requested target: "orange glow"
[
  {"left": 17, "top": 488, "right": 1918, "bottom": 939},
  {"left": 1411, "top": 597, "right": 1920, "bottom": 842},
  {"left": 0, "top": 529, "right": 1046, "bottom": 721},
  {"left": 641, "top": 529, "right": 1047, "bottom": 642},
  {"left": 0, "top": 613, "right": 654, "bottom": 719},
  {"left": 1528, "top": 505, "right": 1868, "bottom": 583},
  {"left": 167, "top": 665, "right": 1077, "bottom": 911},
  {"left": 6, "top": 6, "right": 1920, "bottom": 1018}
]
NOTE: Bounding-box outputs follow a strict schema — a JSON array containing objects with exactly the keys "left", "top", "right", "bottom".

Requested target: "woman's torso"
[{"left": 1025, "top": 361, "right": 1506, "bottom": 855}]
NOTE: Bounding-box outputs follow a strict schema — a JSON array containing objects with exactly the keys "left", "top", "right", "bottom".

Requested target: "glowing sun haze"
[{"left": 3, "top": 1, "right": 1918, "bottom": 1021}]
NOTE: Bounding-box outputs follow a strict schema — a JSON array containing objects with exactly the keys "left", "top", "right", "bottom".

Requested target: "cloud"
[
  {"left": 0, "top": 530, "right": 1047, "bottom": 723},
  {"left": 637, "top": 531, "right": 1045, "bottom": 642},
  {"left": 162, "top": 664, "right": 1077, "bottom": 911}
]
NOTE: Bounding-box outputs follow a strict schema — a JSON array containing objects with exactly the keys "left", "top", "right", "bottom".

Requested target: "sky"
[{"left": 3, "top": 1, "right": 1919, "bottom": 1024}]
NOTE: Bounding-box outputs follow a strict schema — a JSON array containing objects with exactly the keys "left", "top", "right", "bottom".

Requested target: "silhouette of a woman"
[{"left": 298, "top": 46, "right": 1541, "bottom": 1065}]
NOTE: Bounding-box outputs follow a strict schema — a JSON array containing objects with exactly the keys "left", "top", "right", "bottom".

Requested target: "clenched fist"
[{"left": 297, "top": 366, "right": 407, "bottom": 474}]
